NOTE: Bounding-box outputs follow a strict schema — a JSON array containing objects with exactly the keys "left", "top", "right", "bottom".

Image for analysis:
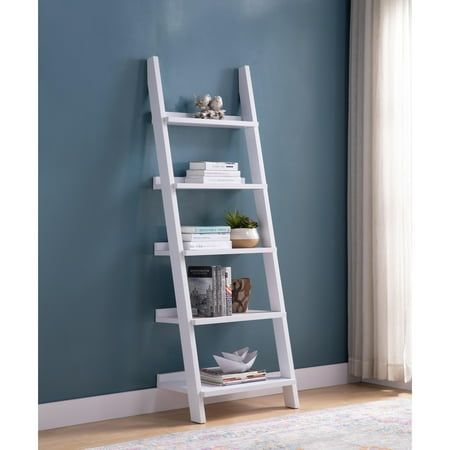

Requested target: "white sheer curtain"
[{"left": 348, "top": 0, "right": 412, "bottom": 382}]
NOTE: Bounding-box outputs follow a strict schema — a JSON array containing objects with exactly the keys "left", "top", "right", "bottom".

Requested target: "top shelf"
[{"left": 159, "top": 112, "right": 258, "bottom": 129}]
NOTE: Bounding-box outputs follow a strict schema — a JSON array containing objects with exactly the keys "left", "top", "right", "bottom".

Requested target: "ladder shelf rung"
[
  {"left": 157, "top": 371, "right": 295, "bottom": 398},
  {"left": 153, "top": 177, "right": 266, "bottom": 190},
  {"left": 155, "top": 307, "right": 285, "bottom": 325},
  {"left": 154, "top": 243, "right": 274, "bottom": 256},
  {"left": 160, "top": 112, "right": 258, "bottom": 129}
]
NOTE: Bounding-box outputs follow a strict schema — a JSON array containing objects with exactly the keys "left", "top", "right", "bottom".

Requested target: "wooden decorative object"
[{"left": 232, "top": 278, "right": 252, "bottom": 313}]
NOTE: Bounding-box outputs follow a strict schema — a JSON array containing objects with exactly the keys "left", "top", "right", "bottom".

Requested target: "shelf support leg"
[
  {"left": 147, "top": 56, "right": 206, "bottom": 423},
  {"left": 239, "top": 64, "right": 300, "bottom": 410}
]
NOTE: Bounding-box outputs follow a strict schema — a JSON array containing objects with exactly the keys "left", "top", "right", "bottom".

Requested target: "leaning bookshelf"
[{"left": 147, "top": 56, "right": 299, "bottom": 423}]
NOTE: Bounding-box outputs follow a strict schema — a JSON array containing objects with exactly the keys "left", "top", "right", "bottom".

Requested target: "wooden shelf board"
[
  {"left": 155, "top": 307, "right": 285, "bottom": 325},
  {"left": 153, "top": 243, "right": 274, "bottom": 256},
  {"left": 160, "top": 112, "right": 257, "bottom": 129},
  {"left": 153, "top": 177, "right": 266, "bottom": 190}
]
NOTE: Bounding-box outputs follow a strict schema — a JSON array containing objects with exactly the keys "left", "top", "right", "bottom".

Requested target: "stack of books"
[
  {"left": 185, "top": 161, "right": 244, "bottom": 184},
  {"left": 181, "top": 225, "right": 231, "bottom": 251},
  {"left": 188, "top": 265, "right": 233, "bottom": 317},
  {"left": 200, "top": 367, "right": 267, "bottom": 386}
]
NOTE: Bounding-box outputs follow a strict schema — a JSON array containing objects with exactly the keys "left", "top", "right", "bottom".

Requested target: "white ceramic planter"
[{"left": 230, "top": 228, "right": 260, "bottom": 248}]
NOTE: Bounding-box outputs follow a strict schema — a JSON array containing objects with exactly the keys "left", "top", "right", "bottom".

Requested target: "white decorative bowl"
[{"left": 230, "top": 228, "right": 260, "bottom": 248}]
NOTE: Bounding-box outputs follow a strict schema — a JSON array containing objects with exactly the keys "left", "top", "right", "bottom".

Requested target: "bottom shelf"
[{"left": 157, "top": 371, "right": 295, "bottom": 398}]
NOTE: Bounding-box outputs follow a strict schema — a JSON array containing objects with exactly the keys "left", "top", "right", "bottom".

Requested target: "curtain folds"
[{"left": 348, "top": 0, "right": 412, "bottom": 382}]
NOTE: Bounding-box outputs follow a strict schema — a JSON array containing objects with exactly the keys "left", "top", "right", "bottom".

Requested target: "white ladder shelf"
[{"left": 147, "top": 56, "right": 299, "bottom": 423}]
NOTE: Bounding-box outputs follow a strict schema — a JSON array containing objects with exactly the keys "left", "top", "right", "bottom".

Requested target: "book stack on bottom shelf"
[
  {"left": 185, "top": 161, "right": 244, "bottom": 185},
  {"left": 200, "top": 367, "right": 267, "bottom": 386},
  {"left": 188, "top": 265, "right": 232, "bottom": 317}
]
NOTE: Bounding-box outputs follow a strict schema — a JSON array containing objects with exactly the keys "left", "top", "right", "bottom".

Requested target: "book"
[
  {"left": 200, "top": 367, "right": 267, "bottom": 386},
  {"left": 187, "top": 266, "right": 234, "bottom": 318},
  {"left": 218, "top": 266, "right": 225, "bottom": 316},
  {"left": 222, "top": 268, "right": 228, "bottom": 316},
  {"left": 188, "top": 266, "right": 214, "bottom": 317},
  {"left": 185, "top": 176, "right": 244, "bottom": 184},
  {"left": 214, "top": 266, "right": 223, "bottom": 317},
  {"left": 186, "top": 169, "right": 241, "bottom": 177},
  {"left": 182, "top": 241, "right": 232, "bottom": 250},
  {"left": 201, "top": 367, "right": 266, "bottom": 378},
  {"left": 181, "top": 226, "right": 231, "bottom": 234},
  {"left": 224, "top": 266, "right": 232, "bottom": 316},
  {"left": 202, "top": 376, "right": 266, "bottom": 386},
  {"left": 182, "top": 233, "right": 230, "bottom": 242},
  {"left": 154, "top": 241, "right": 232, "bottom": 252},
  {"left": 189, "top": 161, "right": 238, "bottom": 170},
  {"left": 212, "top": 266, "right": 218, "bottom": 316}
]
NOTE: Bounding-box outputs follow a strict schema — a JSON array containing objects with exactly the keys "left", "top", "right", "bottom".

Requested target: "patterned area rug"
[{"left": 89, "top": 397, "right": 411, "bottom": 450}]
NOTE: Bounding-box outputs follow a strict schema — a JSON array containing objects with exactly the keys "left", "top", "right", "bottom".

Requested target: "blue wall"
[{"left": 39, "top": 0, "right": 349, "bottom": 403}]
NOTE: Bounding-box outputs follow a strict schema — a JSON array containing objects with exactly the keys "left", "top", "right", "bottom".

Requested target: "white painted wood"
[
  {"left": 147, "top": 57, "right": 299, "bottom": 422},
  {"left": 39, "top": 364, "right": 349, "bottom": 430},
  {"left": 193, "top": 311, "right": 285, "bottom": 325},
  {"left": 155, "top": 307, "right": 181, "bottom": 324},
  {"left": 155, "top": 308, "right": 285, "bottom": 325},
  {"left": 161, "top": 111, "right": 257, "bottom": 128},
  {"left": 152, "top": 176, "right": 266, "bottom": 190},
  {"left": 167, "top": 111, "right": 243, "bottom": 120},
  {"left": 147, "top": 56, "right": 205, "bottom": 423},
  {"left": 239, "top": 65, "right": 300, "bottom": 409},
  {"left": 153, "top": 242, "right": 274, "bottom": 257},
  {"left": 158, "top": 375, "right": 295, "bottom": 398}
]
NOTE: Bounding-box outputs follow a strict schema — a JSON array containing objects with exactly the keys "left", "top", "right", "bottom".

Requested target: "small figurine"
[
  {"left": 209, "top": 96, "right": 223, "bottom": 111},
  {"left": 193, "top": 94, "right": 226, "bottom": 119},
  {"left": 195, "top": 94, "right": 211, "bottom": 112}
]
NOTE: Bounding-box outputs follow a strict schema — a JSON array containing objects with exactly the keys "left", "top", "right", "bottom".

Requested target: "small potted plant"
[{"left": 225, "top": 211, "right": 260, "bottom": 248}]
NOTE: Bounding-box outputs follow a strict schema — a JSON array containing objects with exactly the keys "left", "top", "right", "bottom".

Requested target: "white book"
[
  {"left": 189, "top": 162, "right": 238, "bottom": 170},
  {"left": 155, "top": 241, "right": 232, "bottom": 252},
  {"left": 185, "top": 177, "right": 244, "bottom": 184},
  {"left": 182, "top": 233, "right": 231, "bottom": 242},
  {"left": 181, "top": 226, "right": 230, "bottom": 234},
  {"left": 183, "top": 241, "right": 232, "bottom": 250},
  {"left": 186, "top": 169, "right": 241, "bottom": 177}
]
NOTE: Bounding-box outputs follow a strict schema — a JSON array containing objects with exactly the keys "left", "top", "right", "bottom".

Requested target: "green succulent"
[{"left": 225, "top": 210, "right": 258, "bottom": 229}]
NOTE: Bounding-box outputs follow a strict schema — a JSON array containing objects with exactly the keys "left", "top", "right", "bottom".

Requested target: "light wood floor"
[{"left": 39, "top": 383, "right": 411, "bottom": 450}]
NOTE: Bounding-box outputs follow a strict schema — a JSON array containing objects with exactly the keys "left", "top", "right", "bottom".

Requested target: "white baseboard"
[{"left": 39, "top": 362, "right": 348, "bottom": 430}]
